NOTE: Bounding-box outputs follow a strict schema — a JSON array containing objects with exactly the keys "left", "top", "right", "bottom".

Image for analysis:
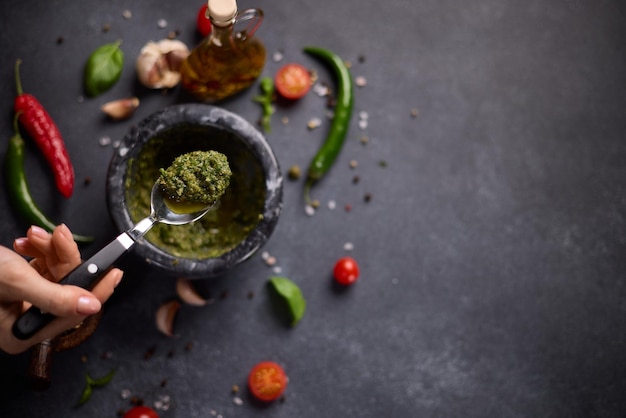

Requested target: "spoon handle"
[{"left": 12, "top": 232, "right": 136, "bottom": 340}]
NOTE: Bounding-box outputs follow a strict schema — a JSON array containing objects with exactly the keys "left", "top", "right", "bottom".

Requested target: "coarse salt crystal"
[
  {"left": 307, "top": 118, "right": 322, "bottom": 130},
  {"left": 305, "top": 205, "right": 315, "bottom": 216},
  {"left": 313, "top": 83, "right": 329, "bottom": 96}
]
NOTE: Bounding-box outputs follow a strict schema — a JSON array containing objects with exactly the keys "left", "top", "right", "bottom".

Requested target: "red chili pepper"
[{"left": 13, "top": 59, "right": 74, "bottom": 198}]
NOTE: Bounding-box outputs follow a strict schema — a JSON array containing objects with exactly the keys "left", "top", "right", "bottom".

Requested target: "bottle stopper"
[{"left": 208, "top": 0, "right": 237, "bottom": 26}]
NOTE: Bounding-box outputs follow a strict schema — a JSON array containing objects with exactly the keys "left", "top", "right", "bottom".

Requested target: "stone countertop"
[{"left": 1, "top": 0, "right": 626, "bottom": 416}]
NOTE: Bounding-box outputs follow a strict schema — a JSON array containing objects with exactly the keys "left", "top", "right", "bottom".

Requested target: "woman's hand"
[{"left": 0, "top": 224, "right": 123, "bottom": 354}]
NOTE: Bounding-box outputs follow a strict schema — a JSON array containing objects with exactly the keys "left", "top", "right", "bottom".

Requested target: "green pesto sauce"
[
  {"left": 125, "top": 125, "right": 266, "bottom": 259},
  {"left": 157, "top": 150, "right": 232, "bottom": 206}
]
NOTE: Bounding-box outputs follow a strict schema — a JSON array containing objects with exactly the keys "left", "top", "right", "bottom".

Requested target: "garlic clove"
[
  {"left": 136, "top": 39, "right": 190, "bottom": 89},
  {"left": 165, "top": 49, "right": 188, "bottom": 72},
  {"left": 155, "top": 300, "right": 181, "bottom": 337},
  {"left": 101, "top": 97, "right": 140, "bottom": 120},
  {"left": 176, "top": 278, "right": 208, "bottom": 306}
]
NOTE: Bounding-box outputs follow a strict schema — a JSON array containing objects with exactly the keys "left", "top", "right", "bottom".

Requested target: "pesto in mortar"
[
  {"left": 157, "top": 150, "right": 231, "bottom": 208},
  {"left": 125, "top": 125, "right": 266, "bottom": 259}
]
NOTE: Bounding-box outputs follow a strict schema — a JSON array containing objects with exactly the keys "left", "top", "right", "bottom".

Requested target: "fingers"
[
  {"left": 0, "top": 267, "right": 124, "bottom": 354},
  {"left": 2, "top": 225, "right": 126, "bottom": 354},
  {"left": 5, "top": 267, "right": 124, "bottom": 317},
  {"left": 13, "top": 225, "right": 54, "bottom": 260},
  {"left": 50, "top": 224, "right": 81, "bottom": 268},
  {"left": 90, "top": 268, "right": 124, "bottom": 303},
  {"left": 2, "top": 264, "right": 99, "bottom": 317},
  {"left": 13, "top": 225, "right": 81, "bottom": 280},
  {"left": 14, "top": 225, "right": 78, "bottom": 259}
]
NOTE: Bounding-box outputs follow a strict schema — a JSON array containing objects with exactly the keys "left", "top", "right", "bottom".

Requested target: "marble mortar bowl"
[{"left": 106, "top": 104, "right": 283, "bottom": 278}]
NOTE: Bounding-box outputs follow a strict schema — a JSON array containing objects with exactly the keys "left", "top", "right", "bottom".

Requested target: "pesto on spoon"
[{"left": 157, "top": 150, "right": 232, "bottom": 214}]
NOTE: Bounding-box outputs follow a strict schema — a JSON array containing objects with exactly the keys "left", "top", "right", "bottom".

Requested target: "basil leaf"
[
  {"left": 76, "top": 378, "right": 93, "bottom": 406},
  {"left": 77, "top": 369, "right": 115, "bottom": 406},
  {"left": 268, "top": 276, "right": 306, "bottom": 326},
  {"left": 84, "top": 41, "right": 124, "bottom": 97},
  {"left": 252, "top": 77, "right": 275, "bottom": 132},
  {"left": 89, "top": 369, "right": 116, "bottom": 387}
]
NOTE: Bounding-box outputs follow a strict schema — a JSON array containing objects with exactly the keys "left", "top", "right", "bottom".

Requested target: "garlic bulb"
[{"left": 136, "top": 39, "right": 190, "bottom": 89}]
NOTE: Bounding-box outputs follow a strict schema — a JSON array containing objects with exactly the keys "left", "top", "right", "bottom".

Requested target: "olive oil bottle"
[{"left": 180, "top": 0, "right": 266, "bottom": 102}]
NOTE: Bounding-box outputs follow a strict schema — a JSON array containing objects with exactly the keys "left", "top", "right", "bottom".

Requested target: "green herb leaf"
[
  {"left": 77, "top": 378, "right": 93, "bottom": 406},
  {"left": 268, "top": 276, "right": 306, "bottom": 326},
  {"left": 253, "top": 77, "right": 275, "bottom": 132},
  {"left": 84, "top": 41, "right": 124, "bottom": 97},
  {"left": 77, "top": 369, "right": 116, "bottom": 406},
  {"left": 89, "top": 369, "right": 116, "bottom": 387}
]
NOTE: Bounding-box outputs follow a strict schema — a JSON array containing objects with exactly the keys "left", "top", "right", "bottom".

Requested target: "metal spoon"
[{"left": 13, "top": 182, "right": 214, "bottom": 340}]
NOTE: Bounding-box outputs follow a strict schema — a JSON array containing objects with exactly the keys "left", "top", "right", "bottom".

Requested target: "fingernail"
[
  {"left": 13, "top": 237, "right": 27, "bottom": 248},
  {"left": 30, "top": 225, "right": 49, "bottom": 238},
  {"left": 77, "top": 296, "right": 101, "bottom": 315},
  {"left": 58, "top": 223, "right": 72, "bottom": 239}
]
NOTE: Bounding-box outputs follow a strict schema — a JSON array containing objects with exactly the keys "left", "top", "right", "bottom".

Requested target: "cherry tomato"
[
  {"left": 333, "top": 256, "right": 360, "bottom": 286},
  {"left": 248, "top": 361, "right": 288, "bottom": 402},
  {"left": 196, "top": 4, "right": 212, "bottom": 37},
  {"left": 123, "top": 406, "right": 159, "bottom": 418},
  {"left": 274, "top": 63, "right": 312, "bottom": 100}
]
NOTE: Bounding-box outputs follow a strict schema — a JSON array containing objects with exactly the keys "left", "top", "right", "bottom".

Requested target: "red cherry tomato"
[
  {"left": 274, "top": 63, "right": 312, "bottom": 100},
  {"left": 196, "top": 3, "right": 212, "bottom": 37},
  {"left": 248, "top": 361, "right": 288, "bottom": 402},
  {"left": 123, "top": 406, "right": 159, "bottom": 418},
  {"left": 333, "top": 256, "right": 360, "bottom": 286}
]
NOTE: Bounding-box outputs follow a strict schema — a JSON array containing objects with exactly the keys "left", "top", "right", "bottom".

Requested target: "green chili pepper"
[
  {"left": 303, "top": 46, "right": 354, "bottom": 204},
  {"left": 84, "top": 41, "right": 124, "bottom": 97},
  {"left": 4, "top": 113, "right": 94, "bottom": 243}
]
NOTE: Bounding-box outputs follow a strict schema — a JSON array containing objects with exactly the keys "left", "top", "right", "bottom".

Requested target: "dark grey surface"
[{"left": 1, "top": 0, "right": 626, "bottom": 417}]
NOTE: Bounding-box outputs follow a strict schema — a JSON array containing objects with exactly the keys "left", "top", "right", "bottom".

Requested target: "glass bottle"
[{"left": 180, "top": 0, "right": 266, "bottom": 102}]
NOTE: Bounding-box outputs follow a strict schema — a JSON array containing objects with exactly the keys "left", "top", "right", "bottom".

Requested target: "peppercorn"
[{"left": 287, "top": 165, "right": 301, "bottom": 180}]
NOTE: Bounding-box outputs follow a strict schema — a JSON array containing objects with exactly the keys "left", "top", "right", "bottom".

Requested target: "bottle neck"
[{"left": 209, "top": 18, "right": 235, "bottom": 46}]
